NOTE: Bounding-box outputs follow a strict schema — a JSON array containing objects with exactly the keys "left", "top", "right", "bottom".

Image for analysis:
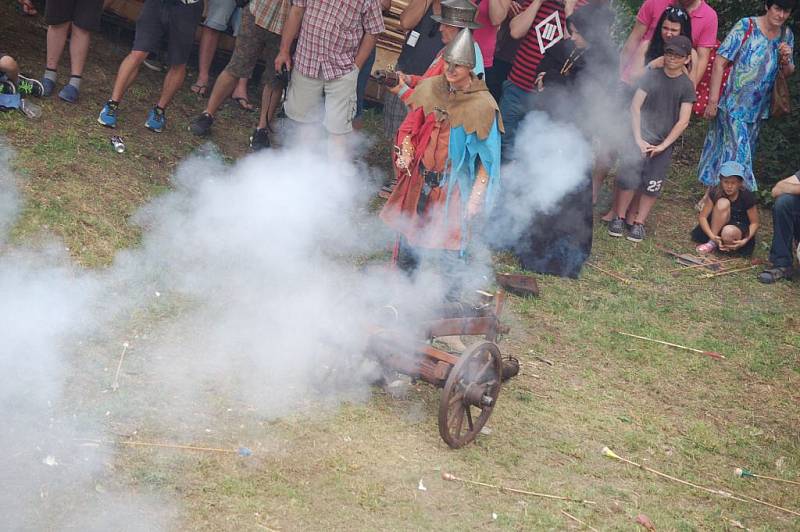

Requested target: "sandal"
[
  {"left": 190, "top": 83, "right": 208, "bottom": 97},
  {"left": 696, "top": 241, "right": 717, "bottom": 254},
  {"left": 232, "top": 96, "right": 255, "bottom": 112},
  {"left": 757, "top": 267, "right": 793, "bottom": 284}
]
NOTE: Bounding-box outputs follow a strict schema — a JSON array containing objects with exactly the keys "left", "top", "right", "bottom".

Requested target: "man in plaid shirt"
[{"left": 275, "top": 0, "right": 385, "bottom": 152}]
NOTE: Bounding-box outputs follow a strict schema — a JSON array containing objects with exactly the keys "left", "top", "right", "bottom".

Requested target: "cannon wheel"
[{"left": 438, "top": 341, "right": 502, "bottom": 448}]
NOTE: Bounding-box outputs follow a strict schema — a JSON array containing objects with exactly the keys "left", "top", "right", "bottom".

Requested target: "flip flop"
[
  {"left": 232, "top": 96, "right": 255, "bottom": 112},
  {"left": 190, "top": 83, "right": 208, "bottom": 97}
]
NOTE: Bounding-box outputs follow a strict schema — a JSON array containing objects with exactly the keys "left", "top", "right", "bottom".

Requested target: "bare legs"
[
  {"left": 196, "top": 26, "right": 249, "bottom": 102},
  {"left": 46, "top": 22, "right": 90, "bottom": 76},
  {"left": 0, "top": 55, "right": 19, "bottom": 83},
  {"left": 110, "top": 50, "right": 184, "bottom": 109}
]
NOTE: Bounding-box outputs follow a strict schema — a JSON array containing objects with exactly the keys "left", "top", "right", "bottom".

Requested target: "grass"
[{"left": 2, "top": 4, "right": 799, "bottom": 531}]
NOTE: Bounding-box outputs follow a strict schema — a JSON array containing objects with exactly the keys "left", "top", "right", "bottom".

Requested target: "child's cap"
[
  {"left": 664, "top": 35, "right": 692, "bottom": 57},
  {"left": 719, "top": 161, "right": 745, "bottom": 179}
]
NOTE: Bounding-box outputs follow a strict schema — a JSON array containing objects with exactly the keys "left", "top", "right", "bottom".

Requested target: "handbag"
[
  {"left": 770, "top": 26, "right": 792, "bottom": 118},
  {"left": 693, "top": 18, "right": 755, "bottom": 116}
]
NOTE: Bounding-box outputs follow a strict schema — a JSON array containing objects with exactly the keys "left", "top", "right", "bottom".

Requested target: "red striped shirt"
[{"left": 508, "top": 0, "right": 590, "bottom": 92}]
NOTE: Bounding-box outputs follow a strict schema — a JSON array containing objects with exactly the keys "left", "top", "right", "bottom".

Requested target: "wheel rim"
[{"left": 438, "top": 341, "right": 502, "bottom": 448}]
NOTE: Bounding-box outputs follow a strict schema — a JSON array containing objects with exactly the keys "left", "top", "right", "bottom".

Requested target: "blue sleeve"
[{"left": 717, "top": 18, "right": 748, "bottom": 62}]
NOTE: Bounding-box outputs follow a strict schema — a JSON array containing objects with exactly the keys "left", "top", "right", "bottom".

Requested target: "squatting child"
[
  {"left": 609, "top": 35, "right": 696, "bottom": 243},
  {"left": 691, "top": 161, "right": 759, "bottom": 256}
]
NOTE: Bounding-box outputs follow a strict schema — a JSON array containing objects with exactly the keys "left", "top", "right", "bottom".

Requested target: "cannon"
[{"left": 365, "top": 291, "right": 518, "bottom": 448}]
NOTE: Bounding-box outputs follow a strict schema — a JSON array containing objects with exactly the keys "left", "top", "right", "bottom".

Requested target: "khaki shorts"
[{"left": 284, "top": 68, "right": 359, "bottom": 135}]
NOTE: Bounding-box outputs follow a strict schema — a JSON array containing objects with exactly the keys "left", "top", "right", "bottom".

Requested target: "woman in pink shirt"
[{"left": 472, "top": 0, "right": 512, "bottom": 69}]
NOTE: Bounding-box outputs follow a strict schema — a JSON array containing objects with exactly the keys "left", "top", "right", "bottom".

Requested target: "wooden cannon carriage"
[{"left": 366, "top": 290, "right": 518, "bottom": 448}]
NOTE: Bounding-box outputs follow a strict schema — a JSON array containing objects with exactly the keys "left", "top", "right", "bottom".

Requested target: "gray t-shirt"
[{"left": 637, "top": 69, "right": 696, "bottom": 144}]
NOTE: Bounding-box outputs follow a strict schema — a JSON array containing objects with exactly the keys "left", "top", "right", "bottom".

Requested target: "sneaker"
[
  {"left": 249, "top": 127, "right": 270, "bottom": 151},
  {"left": 608, "top": 217, "right": 625, "bottom": 237},
  {"left": 145, "top": 105, "right": 166, "bottom": 132},
  {"left": 189, "top": 112, "right": 214, "bottom": 136},
  {"left": 58, "top": 83, "right": 79, "bottom": 103},
  {"left": 98, "top": 101, "right": 119, "bottom": 128},
  {"left": 17, "top": 75, "right": 43, "bottom": 97},
  {"left": 696, "top": 240, "right": 717, "bottom": 254},
  {"left": 757, "top": 266, "right": 793, "bottom": 284},
  {"left": 42, "top": 77, "right": 56, "bottom": 97},
  {"left": 627, "top": 223, "right": 646, "bottom": 242},
  {"left": 0, "top": 80, "right": 15, "bottom": 94}
]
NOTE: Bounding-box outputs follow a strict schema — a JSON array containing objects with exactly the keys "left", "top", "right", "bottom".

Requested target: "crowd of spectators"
[{"left": 2, "top": 0, "right": 798, "bottom": 285}]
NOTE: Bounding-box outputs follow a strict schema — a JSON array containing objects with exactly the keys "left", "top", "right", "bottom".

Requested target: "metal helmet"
[
  {"left": 430, "top": 0, "right": 482, "bottom": 29},
  {"left": 443, "top": 28, "right": 476, "bottom": 69}
]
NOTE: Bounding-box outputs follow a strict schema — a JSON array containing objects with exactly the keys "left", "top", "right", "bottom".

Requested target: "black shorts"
[
  {"left": 45, "top": 0, "right": 104, "bottom": 31},
  {"left": 616, "top": 140, "right": 673, "bottom": 197},
  {"left": 132, "top": 0, "right": 203, "bottom": 66}
]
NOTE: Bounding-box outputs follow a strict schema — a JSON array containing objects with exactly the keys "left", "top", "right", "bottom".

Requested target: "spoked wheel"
[{"left": 438, "top": 341, "right": 502, "bottom": 448}]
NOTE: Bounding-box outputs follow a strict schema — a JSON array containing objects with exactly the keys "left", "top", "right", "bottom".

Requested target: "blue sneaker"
[
  {"left": 42, "top": 78, "right": 56, "bottom": 97},
  {"left": 144, "top": 105, "right": 166, "bottom": 132},
  {"left": 58, "top": 83, "right": 79, "bottom": 103},
  {"left": 98, "top": 101, "right": 119, "bottom": 128}
]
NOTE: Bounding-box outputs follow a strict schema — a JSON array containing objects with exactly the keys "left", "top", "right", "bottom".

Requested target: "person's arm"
[
  {"left": 648, "top": 102, "right": 692, "bottom": 156},
  {"left": 489, "top": 0, "right": 512, "bottom": 26},
  {"left": 510, "top": 0, "right": 543, "bottom": 40},
  {"left": 778, "top": 41, "right": 795, "bottom": 76},
  {"left": 620, "top": 21, "right": 648, "bottom": 74},
  {"left": 399, "top": 0, "right": 431, "bottom": 31},
  {"left": 354, "top": 34, "right": 378, "bottom": 70},
  {"left": 696, "top": 196, "right": 720, "bottom": 242},
  {"left": 630, "top": 89, "right": 652, "bottom": 156},
  {"left": 381, "top": 0, "right": 392, "bottom": 11},
  {"left": 467, "top": 162, "right": 490, "bottom": 218},
  {"left": 691, "top": 46, "right": 711, "bottom": 87},
  {"left": 703, "top": 53, "right": 729, "bottom": 119},
  {"left": 771, "top": 174, "right": 800, "bottom": 198},
  {"left": 564, "top": 0, "right": 578, "bottom": 17},
  {"left": 628, "top": 40, "right": 654, "bottom": 84},
  {"left": 275, "top": 5, "right": 306, "bottom": 72}
]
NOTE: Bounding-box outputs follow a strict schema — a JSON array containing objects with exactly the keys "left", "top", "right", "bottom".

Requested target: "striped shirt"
[
  {"left": 508, "top": 0, "right": 589, "bottom": 92},
  {"left": 292, "top": 0, "right": 385, "bottom": 81},
  {"left": 250, "top": 0, "right": 291, "bottom": 34}
]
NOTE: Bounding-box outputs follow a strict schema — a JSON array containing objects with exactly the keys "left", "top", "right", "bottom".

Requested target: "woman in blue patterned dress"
[{"left": 698, "top": 0, "right": 795, "bottom": 192}]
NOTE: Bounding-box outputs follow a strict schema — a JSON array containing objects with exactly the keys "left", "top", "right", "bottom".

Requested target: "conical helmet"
[
  {"left": 443, "top": 28, "right": 476, "bottom": 69},
  {"left": 431, "top": 0, "right": 481, "bottom": 29}
]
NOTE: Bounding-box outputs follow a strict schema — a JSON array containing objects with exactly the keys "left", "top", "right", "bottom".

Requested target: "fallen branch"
[
  {"left": 586, "top": 262, "right": 632, "bottom": 284},
  {"left": 441, "top": 471, "right": 595, "bottom": 505},
  {"left": 111, "top": 342, "right": 129, "bottom": 391},
  {"left": 602, "top": 447, "right": 800, "bottom": 518},
  {"left": 617, "top": 331, "right": 725, "bottom": 360},
  {"left": 561, "top": 509, "right": 599, "bottom": 531}
]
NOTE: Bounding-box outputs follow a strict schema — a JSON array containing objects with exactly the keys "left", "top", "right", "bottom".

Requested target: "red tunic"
[{"left": 379, "top": 107, "right": 464, "bottom": 251}]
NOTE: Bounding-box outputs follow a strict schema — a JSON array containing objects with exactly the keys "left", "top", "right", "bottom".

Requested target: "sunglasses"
[{"left": 665, "top": 6, "right": 689, "bottom": 19}]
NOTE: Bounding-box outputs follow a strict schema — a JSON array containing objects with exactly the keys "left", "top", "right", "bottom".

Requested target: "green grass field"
[{"left": 1, "top": 4, "right": 798, "bottom": 530}]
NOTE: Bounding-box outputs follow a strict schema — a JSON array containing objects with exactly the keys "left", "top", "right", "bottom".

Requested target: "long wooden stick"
[
  {"left": 736, "top": 467, "right": 800, "bottom": 486},
  {"left": 111, "top": 342, "right": 129, "bottom": 391},
  {"left": 617, "top": 331, "right": 725, "bottom": 360},
  {"left": 441, "top": 471, "right": 595, "bottom": 505},
  {"left": 701, "top": 264, "right": 760, "bottom": 279},
  {"left": 76, "top": 438, "right": 251, "bottom": 455},
  {"left": 669, "top": 257, "right": 740, "bottom": 274},
  {"left": 585, "top": 262, "right": 632, "bottom": 284},
  {"left": 561, "top": 510, "right": 599, "bottom": 531},
  {"left": 603, "top": 447, "right": 800, "bottom": 518}
]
